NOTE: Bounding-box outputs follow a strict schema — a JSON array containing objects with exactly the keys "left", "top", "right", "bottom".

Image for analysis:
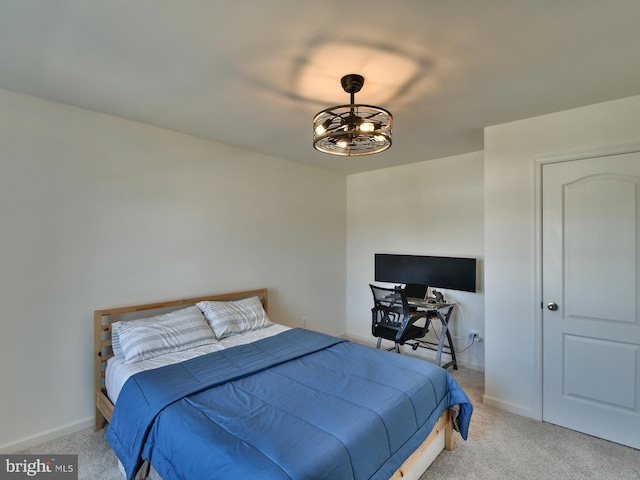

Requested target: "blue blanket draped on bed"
[{"left": 106, "top": 328, "right": 472, "bottom": 480}]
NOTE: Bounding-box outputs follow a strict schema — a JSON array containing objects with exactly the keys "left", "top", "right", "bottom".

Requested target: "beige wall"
[
  {"left": 0, "top": 88, "right": 346, "bottom": 451},
  {"left": 346, "top": 152, "right": 485, "bottom": 370},
  {"left": 484, "top": 94, "right": 640, "bottom": 419}
]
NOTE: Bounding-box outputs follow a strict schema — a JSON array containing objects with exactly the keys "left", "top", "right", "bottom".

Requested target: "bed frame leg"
[
  {"left": 444, "top": 413, "right": 454, "bottom": 451},
  {"left": 95, "top": 408, "right": 103, "bottom": 431}
]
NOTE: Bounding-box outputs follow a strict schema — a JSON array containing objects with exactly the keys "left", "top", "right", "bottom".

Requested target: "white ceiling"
[{"left": 1, "top": 1, "right": 639, "bottom": 175}]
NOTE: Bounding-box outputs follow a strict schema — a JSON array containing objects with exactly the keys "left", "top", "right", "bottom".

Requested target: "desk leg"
[
  {"left": 408, "top": 305, "right": 458, "bottom": 369},
  {"left": 435, "top": 315, "right": 447, "bottom": 367},
  {"left": 435, "top": 307, "right": 457, "bottom": 370},
  {"left": 445, "top": 326, "right": 458, "bottom": 370}
]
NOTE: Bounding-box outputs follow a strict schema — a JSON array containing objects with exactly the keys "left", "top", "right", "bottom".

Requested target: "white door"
[{"left": 542, "top": 152, "right": 640, "bottom": 449}]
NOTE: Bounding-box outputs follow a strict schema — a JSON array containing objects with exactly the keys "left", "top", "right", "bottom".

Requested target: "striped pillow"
[
  {"left": 197, "top": 296, "right": 271, "bottom": 340},
  {"left": 111, "top": 328, "right": 123, "bottom": 357},
  {"left": 112, "top": 306, "right": 217, "bottom": 364}
]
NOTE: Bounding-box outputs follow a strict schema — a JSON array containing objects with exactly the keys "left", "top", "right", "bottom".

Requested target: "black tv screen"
[{"left": 375, "top": 254, "right": 477, "bottom": 292}]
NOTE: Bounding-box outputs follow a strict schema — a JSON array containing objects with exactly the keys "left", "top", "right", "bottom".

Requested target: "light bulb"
[{"left": 315, "top": 119, "right": 332, "bottom": 136}]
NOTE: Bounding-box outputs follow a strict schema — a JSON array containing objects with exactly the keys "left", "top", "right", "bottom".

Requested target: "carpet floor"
[{"left": 20, "top": 366, "right": 639, "bottom": 479}]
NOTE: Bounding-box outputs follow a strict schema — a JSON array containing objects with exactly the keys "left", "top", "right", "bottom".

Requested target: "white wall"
[
  {"left": 346, "top": 152, "right": 485, "bottom": 370},
  {"left": 0, "top": 88, "right": 346, "bottom": 451},
  {"left": 484, "top": 94, "right": 640, "bottom": 419}
]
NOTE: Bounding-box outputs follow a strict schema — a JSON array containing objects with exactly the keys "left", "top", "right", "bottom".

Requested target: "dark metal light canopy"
[{"left": 313, "top": 74, "right": 392, "bottom": 156}]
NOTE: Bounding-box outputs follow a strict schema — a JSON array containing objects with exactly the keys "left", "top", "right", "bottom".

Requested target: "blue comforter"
[{"left": 106, "top": 328, "right": 472, "bottom": 480}]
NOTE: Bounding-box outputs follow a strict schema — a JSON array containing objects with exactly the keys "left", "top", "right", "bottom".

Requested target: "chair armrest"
[
  {"left": 406, "top": 310, "right": 429, "bottom": 325},
  {"left": 394, "top": 311, "right": 429, "bottom": 342}
]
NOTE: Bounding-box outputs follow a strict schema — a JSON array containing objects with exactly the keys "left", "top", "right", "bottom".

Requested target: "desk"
[{"left": 406, "top": 298, "right": 457, "bottom": 370}]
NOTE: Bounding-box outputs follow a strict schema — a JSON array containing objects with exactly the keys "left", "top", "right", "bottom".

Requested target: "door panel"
[
  {"left": 565, "top": 176, "right": 637, "bottom": 322},
  {"left": 564, "top": 335, "right": 638, "bottom": 409},
  {"left": 542, "top": 152, "right": 640, "bottom": 449}
]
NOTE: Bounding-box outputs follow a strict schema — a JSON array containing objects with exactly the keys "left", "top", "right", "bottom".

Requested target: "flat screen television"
[{"left": 375, "top": 254, "right": 477, "bottom": 292}]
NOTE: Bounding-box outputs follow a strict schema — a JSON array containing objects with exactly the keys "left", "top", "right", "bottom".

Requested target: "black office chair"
[{"left": 370, "top": 284, "right": 430, "bottom": 353}]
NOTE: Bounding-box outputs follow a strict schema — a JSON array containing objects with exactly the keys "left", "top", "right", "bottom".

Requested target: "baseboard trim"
[
  {"left": 482, "top": 394, "right": 537, "bottom": 420},
  {"left": 0, "top": 417, "right": 94, "bottom": 454}
]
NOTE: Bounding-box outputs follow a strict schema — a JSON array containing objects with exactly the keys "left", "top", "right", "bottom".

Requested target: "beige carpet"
[
  {"left": 20, "top": 367, "right": 639, "bottom": 479},
  {"left": 423, "top": 367, "right": 639, "bottom": 479}
]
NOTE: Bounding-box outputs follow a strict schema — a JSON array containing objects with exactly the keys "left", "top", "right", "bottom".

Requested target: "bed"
[{"left": 94, "top": 289, "right": 472, "bottom": 480}]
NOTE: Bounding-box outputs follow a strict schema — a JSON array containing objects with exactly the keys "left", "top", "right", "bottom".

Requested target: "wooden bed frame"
[{"left": 94, "top": 288, "right": 454, "bottom": 480}]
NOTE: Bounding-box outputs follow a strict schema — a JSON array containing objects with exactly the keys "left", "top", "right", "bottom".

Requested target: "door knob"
[{"left": 547, "top": 302, "right": 558, "bottom": 311}]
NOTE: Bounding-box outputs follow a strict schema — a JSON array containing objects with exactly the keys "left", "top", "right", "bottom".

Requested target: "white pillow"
[
  {"left": 112, "top": 306, "right": 217, "bottom": 364},
  {"left": 197, "top": 296, "right": 272, "bottom": 340}
]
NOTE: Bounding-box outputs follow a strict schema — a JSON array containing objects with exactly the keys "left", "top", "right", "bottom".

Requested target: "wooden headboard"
[{"left": 93, "top": 288, "right": 268, "bottom": 430}]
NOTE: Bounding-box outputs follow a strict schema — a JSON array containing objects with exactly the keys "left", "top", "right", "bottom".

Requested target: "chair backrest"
[{"left": 370, "top": 284, "right": 410, "bottom": 326}]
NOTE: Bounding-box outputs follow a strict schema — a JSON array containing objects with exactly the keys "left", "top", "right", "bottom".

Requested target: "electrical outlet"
[{"left": 469, "top": 329, "right": 480, "bottom": 340}]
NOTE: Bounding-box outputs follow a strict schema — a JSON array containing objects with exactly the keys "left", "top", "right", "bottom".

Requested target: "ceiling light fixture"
[{"left": 313, "top": 74, "right": 392, "bottom": 156}]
